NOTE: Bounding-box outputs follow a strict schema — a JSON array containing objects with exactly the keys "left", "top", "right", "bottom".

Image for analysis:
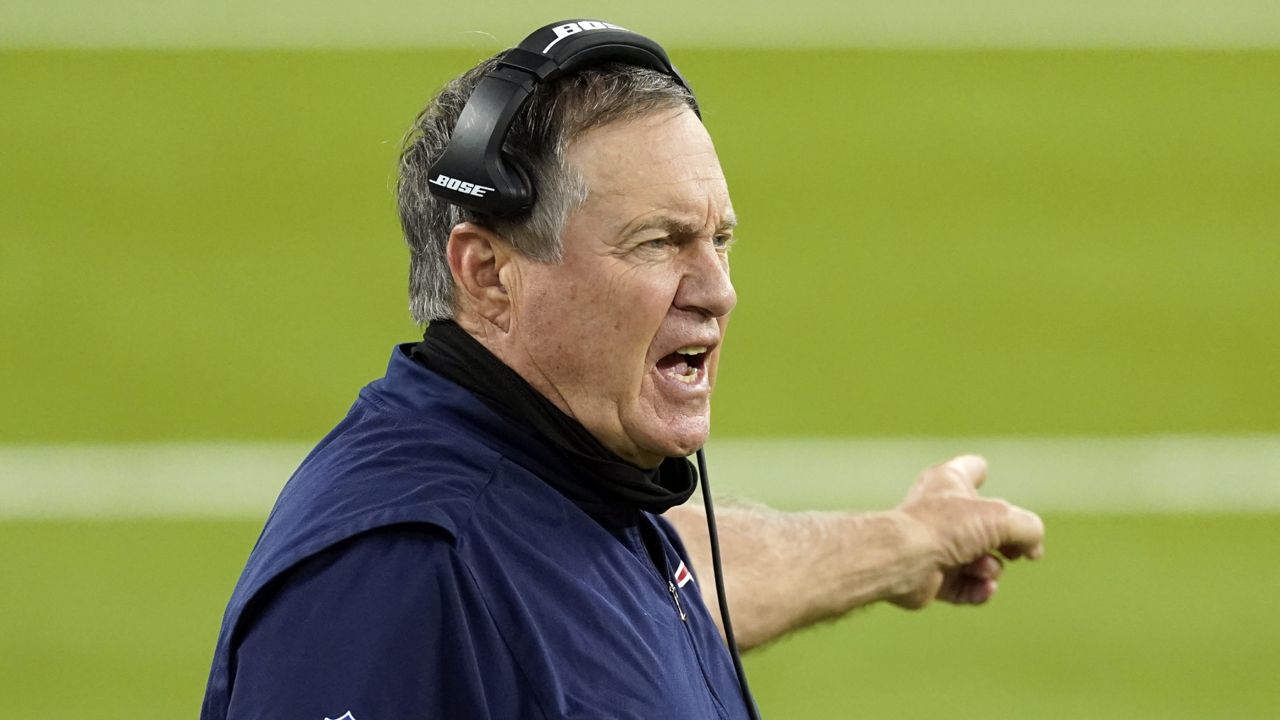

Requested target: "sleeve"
[{"left": 224, "top": 524, "right": 543, "bottom": 720}]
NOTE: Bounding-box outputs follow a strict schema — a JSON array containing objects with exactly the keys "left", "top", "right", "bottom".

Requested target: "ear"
[{"left": 446, "top": 222, "right": 514, "bottom": 331}]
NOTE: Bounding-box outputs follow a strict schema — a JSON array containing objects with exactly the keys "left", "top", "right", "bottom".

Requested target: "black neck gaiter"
[{"left": 410, "top": 321, "right": 697, "bottom": 515}]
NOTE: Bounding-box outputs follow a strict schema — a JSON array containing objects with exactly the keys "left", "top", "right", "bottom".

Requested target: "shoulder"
[
  {"left": 233, "top": 400, "right": 503, "bottom": 597},
  {"left": 221, "top": 524, "right": 545, "bottom": 720},
  {"left": 238, "top": 524, "right": 472, "bottom": 644}
]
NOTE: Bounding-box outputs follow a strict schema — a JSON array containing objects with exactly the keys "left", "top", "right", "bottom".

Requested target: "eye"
[
  {"left": 713, "top": 233, "right": 733, "bottom": 250},
  {"left": 642, "top": 237, "right": 673, "bottom": 250}
]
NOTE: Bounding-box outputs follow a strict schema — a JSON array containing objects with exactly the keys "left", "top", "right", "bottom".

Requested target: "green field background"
[
  {"left": 3, "top": 50, "right": 1278, "bottom": 441},
  {"left": 2, "top": 41, "right": 1279, "bottom": 719}
]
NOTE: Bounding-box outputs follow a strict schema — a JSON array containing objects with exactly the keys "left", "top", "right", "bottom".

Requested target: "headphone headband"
[{"left": 426, "top": 20, "right": 697, "bottom": 216}]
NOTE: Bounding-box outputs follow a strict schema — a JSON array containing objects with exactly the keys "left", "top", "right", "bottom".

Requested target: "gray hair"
[{"left": 397, "top": 53, "right": 699, "bottom": 324}]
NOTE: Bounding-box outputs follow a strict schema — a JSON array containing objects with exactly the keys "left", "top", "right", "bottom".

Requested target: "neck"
[
  {"left": 409, "top": 320, "right": 697, "bottom": 514},
  {"left": 458, "top": 313, "right": 657, "bottom": 467}
]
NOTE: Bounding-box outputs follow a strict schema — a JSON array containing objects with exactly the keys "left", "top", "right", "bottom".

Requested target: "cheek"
[
  {"left": 520, "top": 283, "right": 588, "bottom": 352},
  {"left": 517, "top": 276, "right": 626, "bottom": 371},
  {"left": 515, "top": 262, "right": 678, "bottom": 381}
]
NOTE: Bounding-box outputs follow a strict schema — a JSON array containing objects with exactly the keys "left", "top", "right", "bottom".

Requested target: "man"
[{"left": 202, "top": 21, "right": 1044, "bottom": 720}]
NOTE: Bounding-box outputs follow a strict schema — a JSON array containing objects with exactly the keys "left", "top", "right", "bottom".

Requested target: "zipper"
[
  {"left": 634, "top": 520, "right": 728, "bottom": 717},
  {"left": 668, "top": 580, "right": 687, "bottom": 622}
]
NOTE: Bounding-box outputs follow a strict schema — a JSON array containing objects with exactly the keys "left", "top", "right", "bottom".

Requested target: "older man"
[{"left": 202, "top": 21, "right": 1043, "bottom": 720}]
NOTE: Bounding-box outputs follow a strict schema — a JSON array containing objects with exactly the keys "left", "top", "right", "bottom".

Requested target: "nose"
[{"left": 674, "top": 240, "right": 737, "bottom": 319}]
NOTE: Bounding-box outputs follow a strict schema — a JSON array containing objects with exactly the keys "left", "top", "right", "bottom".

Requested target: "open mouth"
[{"left": 656, "top": 345, "right": 709, "bottom": 384}]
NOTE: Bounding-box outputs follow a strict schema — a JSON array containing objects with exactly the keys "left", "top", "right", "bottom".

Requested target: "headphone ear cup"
[{"left": 499, "top": 155, "right": 536, "bottom": 214}]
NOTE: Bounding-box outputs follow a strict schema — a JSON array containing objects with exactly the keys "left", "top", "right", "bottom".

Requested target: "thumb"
[{"left": 950, "top": 454, "right": 988, "bottom": 490}]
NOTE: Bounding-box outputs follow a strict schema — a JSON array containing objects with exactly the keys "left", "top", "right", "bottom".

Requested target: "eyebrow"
[{"left": 624, "top": 210, "right": 738, "bottom": 238}]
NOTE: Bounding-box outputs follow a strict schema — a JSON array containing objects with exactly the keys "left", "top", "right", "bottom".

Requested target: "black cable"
[{"left": 697, "top": 447, "right": 762, "bottom": 720}]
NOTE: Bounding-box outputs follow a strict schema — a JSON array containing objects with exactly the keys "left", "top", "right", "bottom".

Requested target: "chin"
[{"left": 636, "top": 417, "right": 711, "bottom": 462}]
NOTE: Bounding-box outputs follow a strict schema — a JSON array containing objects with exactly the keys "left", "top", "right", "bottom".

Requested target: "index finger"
[{"left": 996, "top": 505, "right": 1046, "bottom": 560}]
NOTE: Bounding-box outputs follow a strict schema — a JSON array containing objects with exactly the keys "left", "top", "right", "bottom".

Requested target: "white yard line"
[
  {"left": 2, "top": 436, "right": 1278, "bottom": 519},
  {"left": 700, "top": 436, "right": 1280, "bottom": 513}
]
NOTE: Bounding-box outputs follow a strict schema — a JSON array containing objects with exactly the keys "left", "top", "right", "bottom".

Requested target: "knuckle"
[
  {"left": 920, "top": 463, "right": 965, "bottom": 490},
  {"left": 937, "top": 461, "right": 967, "bottom": 482},
  {"left": 990, "top": 498, "right": 1014, "bottom": 514},
  {"left": 939, "top": 468, "right": 966, "bottom": 487}
]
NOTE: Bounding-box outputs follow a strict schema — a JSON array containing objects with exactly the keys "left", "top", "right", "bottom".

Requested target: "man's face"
[{"left": 501, "top": 107, "right": 736, "bottom": 467}]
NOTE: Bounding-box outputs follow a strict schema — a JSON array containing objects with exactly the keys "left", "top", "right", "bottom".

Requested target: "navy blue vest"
[{"left": 201, "top": 345, "right": 750, "bottom": 719}]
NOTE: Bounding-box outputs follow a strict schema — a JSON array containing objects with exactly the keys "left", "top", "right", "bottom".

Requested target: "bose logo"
[
  {"left": 430, "top": 174, "right": 495, "bottom": 198},
  {"left": 544, "top": 21, "right": 626, "bottom": 52}
]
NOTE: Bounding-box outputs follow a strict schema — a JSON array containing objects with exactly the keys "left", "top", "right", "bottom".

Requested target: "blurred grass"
[
  {"left": 748, "top": 513, "right": 1280, "bottom": 718},
  {"left": 0, "top": 519, "right": 259, "bottom": 715},
  {"left": 2, "top": 50, "right": 1277, "bottom": 443},
  {"left": 1, "top": 514, "right": 1276, "bottom": 718},
  {"left": 3, "top": 47, "right": 1277, "bottom": 718}
]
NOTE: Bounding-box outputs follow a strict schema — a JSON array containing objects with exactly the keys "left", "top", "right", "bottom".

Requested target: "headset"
[
  {"left": 426, "top": 19, "right": 696, "bottom": 216},
  {"left": 428, "top": 20, "right": 761, "bottom": 719}
]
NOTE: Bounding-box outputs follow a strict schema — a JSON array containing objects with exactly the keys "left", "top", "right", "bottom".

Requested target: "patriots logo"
[
  {"left": 324, "top": 713, "right": 356, "bottom": 720},
  {"left": 674, "top": 560, "right": 693, "bottom": 588}
]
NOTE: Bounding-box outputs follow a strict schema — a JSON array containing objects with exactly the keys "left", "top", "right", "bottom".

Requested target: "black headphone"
[{"left": 426, "top": 19, "right": 698, "bottom": 216}]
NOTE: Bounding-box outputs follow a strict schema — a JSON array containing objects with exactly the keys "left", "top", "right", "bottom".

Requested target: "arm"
[{"left": 665, "top": 455, "right": 1045, "bottom": 650}]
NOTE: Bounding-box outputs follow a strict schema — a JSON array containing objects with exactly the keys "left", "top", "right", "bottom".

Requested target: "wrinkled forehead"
[{"left": 566, "top": 108, "right": 734, "bottom": 230}]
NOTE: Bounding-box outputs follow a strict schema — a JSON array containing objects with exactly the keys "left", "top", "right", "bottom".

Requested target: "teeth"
[
  {"left": 672, "top": 369, "right": 698, "bottom": 383},
  {"left": 667, "top": 362, "right": 699, "bottom": 383},
  {"left": 676, "top": 346, "right": 708, "bottom": 355}
]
